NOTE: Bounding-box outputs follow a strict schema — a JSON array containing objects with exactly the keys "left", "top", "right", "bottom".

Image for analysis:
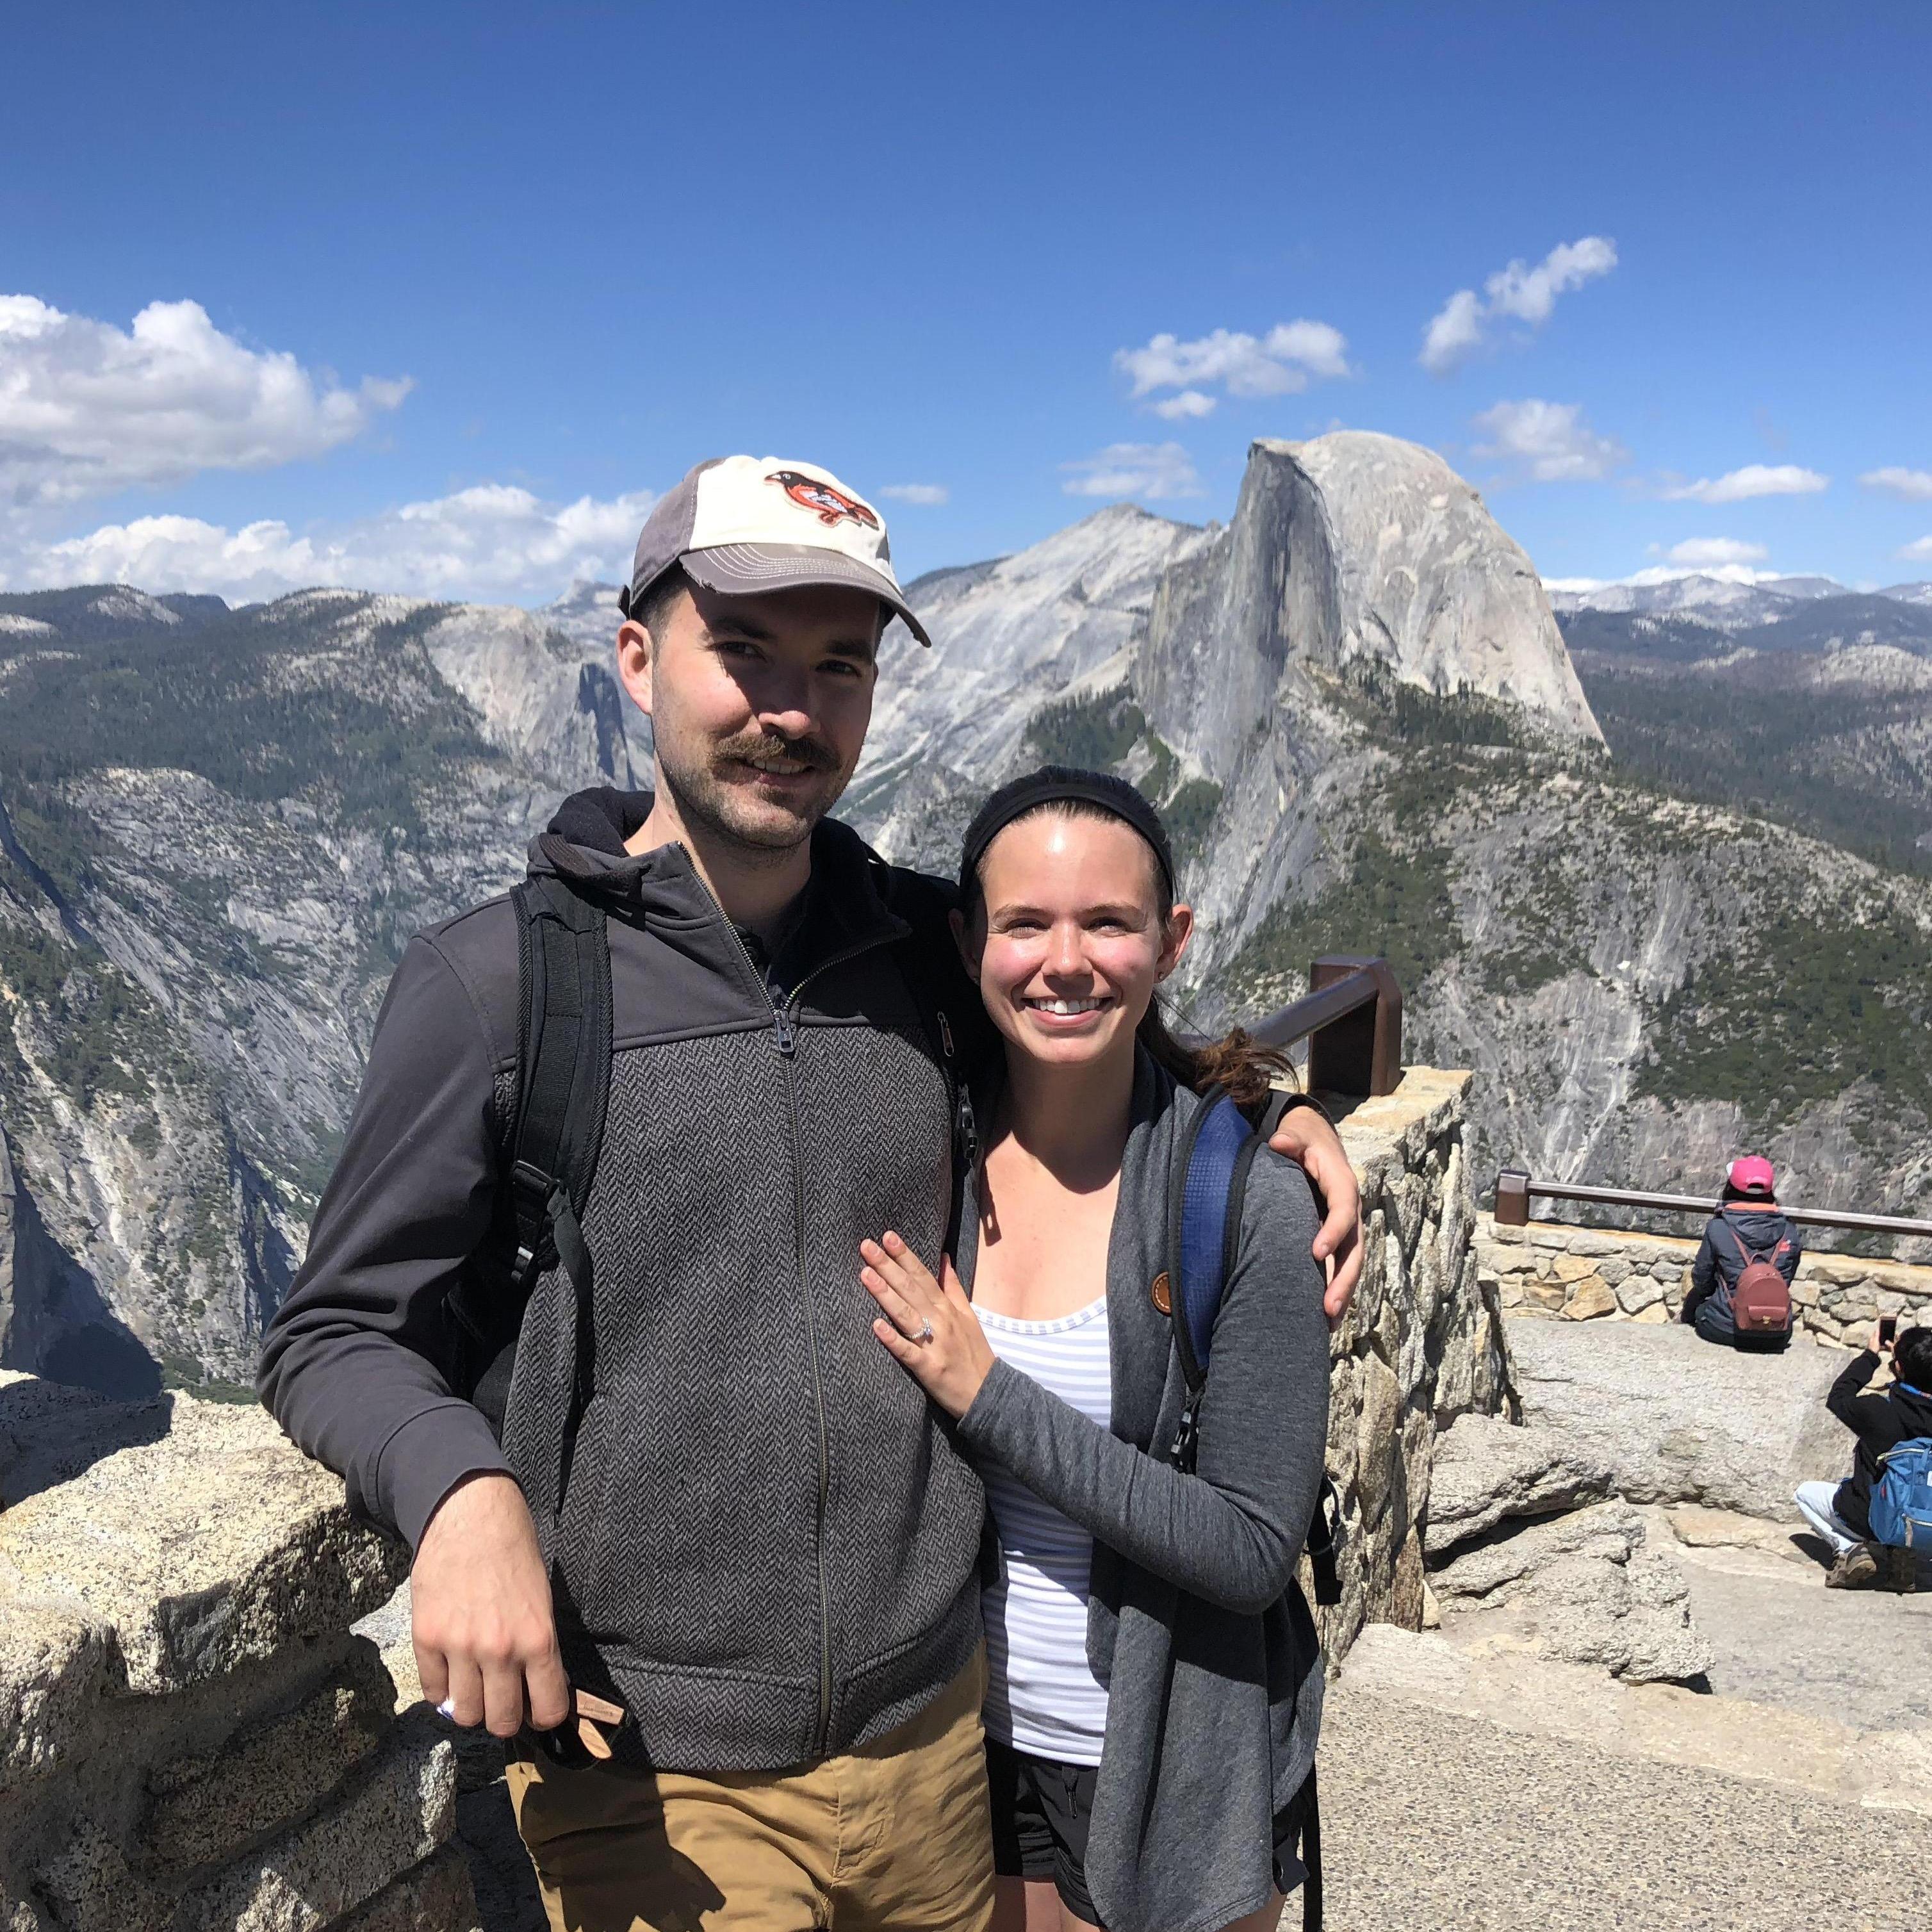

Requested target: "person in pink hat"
[{"left": 1682, "top": 1155, "right": 1802, "bottom": 1350}]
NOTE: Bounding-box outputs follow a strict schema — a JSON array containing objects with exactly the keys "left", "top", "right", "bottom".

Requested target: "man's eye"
[{"left": 715, "top": 639, "right": 761, "bottom": 659}]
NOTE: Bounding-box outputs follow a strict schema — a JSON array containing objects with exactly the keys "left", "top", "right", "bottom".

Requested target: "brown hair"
[{"left": 959, "top": 790, "right": 1297, "bottom": 1111}]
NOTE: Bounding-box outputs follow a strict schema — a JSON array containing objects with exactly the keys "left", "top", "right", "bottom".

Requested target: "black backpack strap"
[
  {"left": 508, "top": 874, "right": 612, "bottom": 1521},
  {"left": 452, "top": 876, "right": 612, "bottom": 1478},
  {"left": 1306, "top": 1475, "right": 1343, "bottom": 1607},
  {"left": 1300, "top": 1765, "right": 1323, "bottom": 1931},
  {"left": 873, "top": 860, "right": 982, "bottom": 1253}
]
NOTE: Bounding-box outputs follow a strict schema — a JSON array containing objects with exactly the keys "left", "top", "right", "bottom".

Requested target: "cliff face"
[
  {"left": 3, "top": 431, "right": 1928, "bottom": 1394},
  {"left": 0, "top": 587, "right": 637, "bottom": 1392},
  {"left": 1277, "top": 433, "right": 1601, "bottom": 739},
  {"left": 845, "top": 433, "right": 1930, "bottom": 1238},
  {"left": 847, "top": 503, "right": 1213, "bottom": 866}
]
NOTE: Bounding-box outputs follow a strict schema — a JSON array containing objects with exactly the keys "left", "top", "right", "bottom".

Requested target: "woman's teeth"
[{"left": 1025, "top": 997, "right": 1106, "bottom": 1015}]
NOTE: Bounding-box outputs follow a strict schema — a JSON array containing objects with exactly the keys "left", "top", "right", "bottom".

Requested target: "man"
[
  {"left": 259, "top": 456, "right": 1364, "bottom": 1932},
  {"left": 1795, "top": 1320, "right": 1932, "bottom": 1591},
  {"left": 1682, "top": 1154, "right": 1800, "bottom": 1349}
]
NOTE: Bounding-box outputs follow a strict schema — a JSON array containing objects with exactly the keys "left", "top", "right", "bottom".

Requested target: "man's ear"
[
  {"left": 615, "top": 619, "right": 655, "bottom": 717},
  {"left": 949, "top": 906, "right": 982, "bottom": 983}
]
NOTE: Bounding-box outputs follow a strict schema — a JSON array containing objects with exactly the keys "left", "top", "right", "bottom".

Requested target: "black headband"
[{"left": 959, "top": 765, "right": 1177, "bottom": 902}]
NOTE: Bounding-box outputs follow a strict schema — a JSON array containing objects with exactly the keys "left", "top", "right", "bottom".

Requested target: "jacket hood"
[{"left": 527, "top": 784, "right": 906, "bottom": 951}]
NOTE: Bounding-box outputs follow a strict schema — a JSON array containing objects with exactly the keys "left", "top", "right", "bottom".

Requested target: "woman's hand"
[
  {"left": 1268, "top": 1104, "right": 1363, "bottom": 1322},
  {"left": 861, "top": 1232, "right": 996, "bottom": 1420}
]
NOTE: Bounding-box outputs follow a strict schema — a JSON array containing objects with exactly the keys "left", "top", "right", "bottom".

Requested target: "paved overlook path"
[
  {"left": 1308, "top": 1316, "right": 1932, "bottom": 1932},
  {"left": 405, "top": 1319, "right": 1932, "bottom": 1930}
]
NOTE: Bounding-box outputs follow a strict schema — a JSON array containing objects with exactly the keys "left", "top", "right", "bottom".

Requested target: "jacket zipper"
[
  {"left": 683, "top": 854, "right": 899, "bottom": 1757},
  {"left": 778, "top": 935, "right": 896, "bottom": 1755}
]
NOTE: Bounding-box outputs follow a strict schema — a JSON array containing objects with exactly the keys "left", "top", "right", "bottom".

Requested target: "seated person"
[
  {"left": 1682, "top": 1156, "right": 1800, "bottom": 1348},
  {"left": 1794, "top": 1320, "right": 1932, "bottom": 1591}
]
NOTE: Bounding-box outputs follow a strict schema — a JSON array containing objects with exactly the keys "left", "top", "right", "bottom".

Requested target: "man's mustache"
[{"left": 716, "top": 730, "right": 842, "bottom": 774}]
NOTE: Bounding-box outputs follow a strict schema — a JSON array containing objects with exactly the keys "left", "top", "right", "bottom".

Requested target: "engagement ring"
[{"left": 915, "top": 1320, "right": 935, "bottom": 1345}]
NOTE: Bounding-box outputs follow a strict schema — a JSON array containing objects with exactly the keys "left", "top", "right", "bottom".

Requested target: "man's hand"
[
  {"left": 1268, "top": 1104, "right": 1363, "bottom": 1322},
  {"left": 413, "top": 1471, "right": 571, "bottom": 1739}
]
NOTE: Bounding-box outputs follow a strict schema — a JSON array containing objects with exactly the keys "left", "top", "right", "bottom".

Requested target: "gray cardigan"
[{"left": 955, "top": 1051, "right": 1332, "bottom": 1932}]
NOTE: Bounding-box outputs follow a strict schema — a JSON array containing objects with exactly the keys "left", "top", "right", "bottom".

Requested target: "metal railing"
[
  {"left": 1493, "top": 1169, "right": 1932, "bottom": 1242},
  {"left": 1245, "top": 955, "right": 1403, "bottom": 1098}
]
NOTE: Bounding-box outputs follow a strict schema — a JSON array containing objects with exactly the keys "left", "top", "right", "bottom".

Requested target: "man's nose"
[{"left": 755, "top": 672, "right": 817, "bottom": 741}]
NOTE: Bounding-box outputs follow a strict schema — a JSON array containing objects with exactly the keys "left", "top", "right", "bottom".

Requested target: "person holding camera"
[{"left": 1794, "top": 1317, "right": 1932, "bottom": 1591}]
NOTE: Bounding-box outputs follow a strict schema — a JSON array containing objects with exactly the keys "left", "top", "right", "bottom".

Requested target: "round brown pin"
[{"left": 1150, "top": 1271, "right": 1172, "bottom": 1315}]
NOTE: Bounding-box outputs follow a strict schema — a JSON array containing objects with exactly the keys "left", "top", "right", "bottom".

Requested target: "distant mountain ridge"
[
  {"left": 4, "top": 432, "right": 1929, "bottom": 1400},
  {"left": 1550, "top": 571, "right": 1932, "bottom": 631}
]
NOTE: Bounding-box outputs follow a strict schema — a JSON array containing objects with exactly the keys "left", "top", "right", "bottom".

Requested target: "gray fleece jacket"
[
  {"left": 954, "top": 1050, "right": 1332, "bottom": 1932},
  {"left": 259, "top": 792, "right": 986, "bottom": 1771}
]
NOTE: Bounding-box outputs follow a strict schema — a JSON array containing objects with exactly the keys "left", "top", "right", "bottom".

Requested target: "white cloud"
[
  {"left": 1420, "top": 236, "right": 1616, "bottom": 373},
  {"left": 1658, "top": 464, "right": 1828, "bottom": 503},
  {"left": 0, "top": 294, "right": 411, "bottom": 505},
  {"left": 878, "top": 482, "right": 949, "bottom": 505},
  {"left": 1060, "top": 442, "right": 1203, "bottom": 501},
  {"left": 1655, "top": 537, "right": 1769, "bottom": 568},
  {"left": 1486, "top": 236, "right": 1619, "bottom": 325},
  {"left": 1862, "top": 466, "right": 1932, "bottom": 502},
  {"left": 1471, "top": 399, "right": 1625, "bottom": 482},
  {"left": 1420, "top": 290, "right": 1484, "bottom": 375},
  {"left": 1902, "top": 534, "right": 1932, "bottom": 561},
  {"left": 0, "top": 482, "right": 657, "bottom": 603},
  {"left": 1115, "top": 322, "right": 1350, "bottom": 414},
  {"left": 1150, "top": 389, "right": 1217, "bottom": 421}
]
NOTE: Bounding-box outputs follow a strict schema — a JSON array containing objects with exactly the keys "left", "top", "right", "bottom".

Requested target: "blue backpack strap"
[
  {"left": 1166, "top": 1089, "right": 1345, "bottom": 1610},
  {"left": 1167, "top": 1093, "right": 1261, "bottom": 1469}
]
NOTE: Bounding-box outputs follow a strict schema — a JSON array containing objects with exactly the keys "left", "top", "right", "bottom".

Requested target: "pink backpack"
[{"left": 1730, "top": 1227, "right": 1793, "bottom": 1337}]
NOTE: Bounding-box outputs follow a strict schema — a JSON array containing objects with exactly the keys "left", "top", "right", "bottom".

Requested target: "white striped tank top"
[{"left": 978, "top": 1293, "right": 1113, "bottom": 1765}]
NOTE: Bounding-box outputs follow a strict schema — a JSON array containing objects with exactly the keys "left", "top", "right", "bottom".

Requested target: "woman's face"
[{"left": 962, "top": 810, "right": 1191, "bottom": 1073}]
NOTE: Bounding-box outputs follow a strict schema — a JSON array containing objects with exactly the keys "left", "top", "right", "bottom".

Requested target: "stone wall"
[
  {"left": 1318, "top": 1069, "right": 1512, "bottom": 1660},
  {"left": 0, "top": 1372, "right": 473, "bottom": 1932},
  {"left": 0, "top": 1067, "right": 1500, "bottom": 1932},
  {"left": 1473, "top": 1213, "right": 1932, "bottom": 1347}
]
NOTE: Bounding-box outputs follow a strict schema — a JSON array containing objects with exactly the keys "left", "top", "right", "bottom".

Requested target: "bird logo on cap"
[{"left": 766, "top": 470, "right": 880, "bottom": 530}]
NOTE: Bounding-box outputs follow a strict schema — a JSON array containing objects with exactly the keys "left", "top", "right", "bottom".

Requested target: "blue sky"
[{"left": 4, "top": 1, "right": 1929, "bottom": 603}]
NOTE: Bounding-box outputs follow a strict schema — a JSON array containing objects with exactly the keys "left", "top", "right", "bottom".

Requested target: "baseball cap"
[
  {"left": 1728, "top": 1155, "right": 1776, "bottom": 1195},
  {"left": 620, "top": 455, "right": 932, "bottom": 648}
]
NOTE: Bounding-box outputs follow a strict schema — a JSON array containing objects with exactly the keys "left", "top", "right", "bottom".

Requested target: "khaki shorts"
[{"left": 506, "top": 1649, "right": 995, "bottom": 1932}]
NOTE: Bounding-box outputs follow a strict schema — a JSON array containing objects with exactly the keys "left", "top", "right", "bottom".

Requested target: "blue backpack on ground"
[
  {"left": 1165, "top": 1088, "right": 1341, "bottom": 1932},
  {"left": 1870, "top": 1433, "right": 1932, "bottom": 1551}
]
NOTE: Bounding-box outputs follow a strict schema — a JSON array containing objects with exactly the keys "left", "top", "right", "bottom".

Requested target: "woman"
[{"left": 860, "top": 767, "right": 1332, "bottom": 1932}]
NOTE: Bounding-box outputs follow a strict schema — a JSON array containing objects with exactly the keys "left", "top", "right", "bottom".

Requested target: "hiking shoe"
[{"left": 1826, "top": 1543, "right": 1879, "bottom": 1589}]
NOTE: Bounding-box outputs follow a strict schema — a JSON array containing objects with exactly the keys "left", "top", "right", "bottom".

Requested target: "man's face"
[{"left": 618, "top": 577, "right": 881, "bottom": 853}]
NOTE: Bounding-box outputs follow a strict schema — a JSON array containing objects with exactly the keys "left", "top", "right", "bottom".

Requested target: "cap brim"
[{"left": 680, "top": 543, "right": 933, "bottom": 648}]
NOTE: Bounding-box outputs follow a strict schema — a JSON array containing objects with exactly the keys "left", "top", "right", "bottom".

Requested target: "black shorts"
[
  {"left": 985, "top": 1737, "right": 1316, "bottom": 1929},
  {"left": 985, "top": 1737, "right": 1104, "bottom": 1923}
]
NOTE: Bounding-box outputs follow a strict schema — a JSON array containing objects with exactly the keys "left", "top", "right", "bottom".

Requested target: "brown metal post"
[
  {"left": 1494, "top": 1168, "right": 1531, "bottom": 1227},
  {"left": 1305, "top": 956, "right": 1403, "bottom": 1097}
]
